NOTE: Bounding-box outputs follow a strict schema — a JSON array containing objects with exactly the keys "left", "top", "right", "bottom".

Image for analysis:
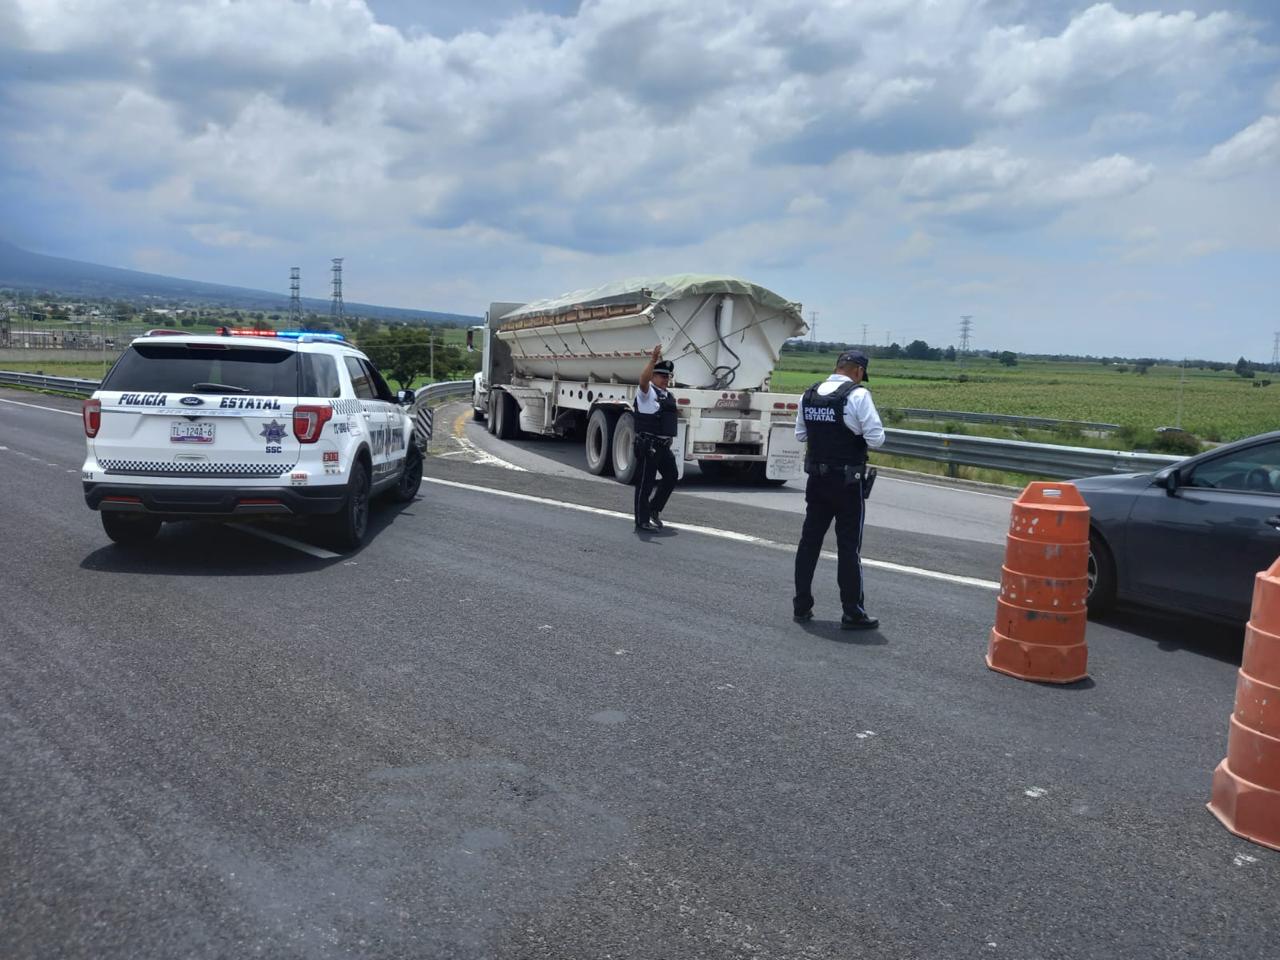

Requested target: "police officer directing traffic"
[
  {"left": 633, "top": 344, "right": 679, "bottom": 532},
  {"left": 793, "top": 349, "right": 885, "bottom": 629}
]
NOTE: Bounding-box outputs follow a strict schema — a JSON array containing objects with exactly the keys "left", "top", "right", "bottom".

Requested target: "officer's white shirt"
[
  {"left": 635, "top": 383, "right": 669, "bottom": 414},
  {"left": 794, "top": 374, "right": 885, "bottom": 448}
]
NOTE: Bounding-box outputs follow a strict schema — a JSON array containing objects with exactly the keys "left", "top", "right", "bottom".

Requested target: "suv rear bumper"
[{"left": 84, "top": 482, "right": 346, "bottom": 518}]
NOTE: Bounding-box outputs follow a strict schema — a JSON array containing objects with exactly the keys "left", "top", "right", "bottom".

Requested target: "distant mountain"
[{"left": 0, "top": 240, "right": 479, "bottom": 325}]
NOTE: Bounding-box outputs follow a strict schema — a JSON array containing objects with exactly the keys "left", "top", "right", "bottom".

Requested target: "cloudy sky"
[{"left": 1, "top": 0, "right": 1277, "bottom": 359}]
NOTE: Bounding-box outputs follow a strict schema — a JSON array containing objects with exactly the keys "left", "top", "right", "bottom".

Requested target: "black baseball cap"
[
  {"left": 836, "top": 349, "right": 869, "bottom": 380},
  {"left": 653, "top": 360, "right": 674, "bottom": 375}
]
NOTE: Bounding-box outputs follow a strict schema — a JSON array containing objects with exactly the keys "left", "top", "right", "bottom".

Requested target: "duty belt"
[{"left": 638, "top": 433, "right": 674, "bottom": 447}]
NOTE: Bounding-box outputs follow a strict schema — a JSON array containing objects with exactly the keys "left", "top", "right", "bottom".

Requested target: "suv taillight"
[
  {"left": 83, "top": 399, "right": 101, "bottom": 437},
  {"left": 293, "top": 405, "right": 333, "bottom": 443}
]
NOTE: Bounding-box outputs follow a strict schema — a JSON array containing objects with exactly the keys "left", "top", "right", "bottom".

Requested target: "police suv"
[{"left": 81, "top": 328, "right": 423, "bottom": 550}]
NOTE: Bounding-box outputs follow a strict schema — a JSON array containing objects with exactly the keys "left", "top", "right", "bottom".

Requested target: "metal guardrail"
[
  {"left": 0, "top": 370, "right": 1186, "bottom": 479},
  {"left": 890, "top": 408, "right": 1121, "bottom": 432},
  {"left": 0, "top": 371, "right": 100, "bottom": 396},
  {"left": 882, "top": 428, "right": 1182, "bottom": 479}
]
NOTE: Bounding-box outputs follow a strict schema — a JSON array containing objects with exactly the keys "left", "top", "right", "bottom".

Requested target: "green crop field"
[{"left": 773, "top": 351, "right": 1278, "bottom": 443}]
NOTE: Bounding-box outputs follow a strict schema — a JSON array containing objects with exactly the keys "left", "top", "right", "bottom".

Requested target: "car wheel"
[
  {"left": 1087, "top": 530, "right": 1117, "bottom": 616},
  {"left": 101, "top": 512, "right": 161, "bottom": 545},
  {"left": 327, "top": 459, "right": 370, "bottom": 551},
  {"left": 392, "top": 445, "right": 423, "bottom": 502}
]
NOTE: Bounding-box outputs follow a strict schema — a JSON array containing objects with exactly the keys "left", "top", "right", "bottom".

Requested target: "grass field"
[
  {"left": 7, "top": 341, "right": 1274, "bottom": 447},
  {"left": 774, "top": 351, "right": 1277, "bottom": 443}
]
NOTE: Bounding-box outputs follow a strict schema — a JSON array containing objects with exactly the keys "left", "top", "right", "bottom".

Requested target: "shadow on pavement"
[
  {"left": 1095, "top": 606, "right": 1245, "bottom": 666},
  {"left": 795, "top": 620, "right": 889, "bottom": 646},
  {"left": 78, "top": 500, "right": 417, "bottom": 575}
]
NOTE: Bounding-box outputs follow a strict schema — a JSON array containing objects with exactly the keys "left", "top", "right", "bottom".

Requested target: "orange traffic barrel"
[
  {"left": 986, "top": 482, "right": 1090, "bottom": 683},
  {"left": 1208, "top": 558, "right": 1280, "bottom": 851}
]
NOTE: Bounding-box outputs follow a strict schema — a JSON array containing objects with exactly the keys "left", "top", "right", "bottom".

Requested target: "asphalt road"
[{"left": 1, "top": 389, "right": 1274, "bottom": 960}]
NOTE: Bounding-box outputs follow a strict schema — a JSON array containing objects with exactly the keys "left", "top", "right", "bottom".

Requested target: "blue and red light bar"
[{"left": 213, "top": 327, "right": 345, "bottom": 342}]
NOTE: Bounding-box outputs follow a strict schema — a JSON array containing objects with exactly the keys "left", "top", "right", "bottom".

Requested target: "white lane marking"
[
  {"left": 227, "top": 524, "right": 341, "bottom": 559},
  {"left": 1024, "top": 786, "right": 1048, "bottom": 798},
  {"left": 454, "top": 432, "right": 526, "bottom": 471},
  {"left": 1233, "top": 853, "right": 1259, "bottom": 867},
  {"left": 424, "top": 477, "right": 1001, "bottom": 591},
  {"left": 0, "top": 397, "right": 81, "bottom": 417}
]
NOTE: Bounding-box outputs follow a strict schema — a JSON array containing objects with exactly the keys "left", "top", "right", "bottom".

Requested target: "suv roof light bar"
[{"left": 211, "top": 327, "right": 346, "bottom": 343}]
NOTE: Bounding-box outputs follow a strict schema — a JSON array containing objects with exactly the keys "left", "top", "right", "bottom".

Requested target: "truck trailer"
[{"left": 468, "top": 275, "right": 809, "bottom": 484}]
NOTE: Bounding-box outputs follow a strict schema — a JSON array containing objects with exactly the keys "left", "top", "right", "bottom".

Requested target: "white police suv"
[{"left": 81, "top": 328, "right": 423, "bottom": 550}]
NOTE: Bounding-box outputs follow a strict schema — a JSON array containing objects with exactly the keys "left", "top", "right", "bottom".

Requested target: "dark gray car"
[{"left": 1076, "top": 430, "right": 1280, "bottom": 623}]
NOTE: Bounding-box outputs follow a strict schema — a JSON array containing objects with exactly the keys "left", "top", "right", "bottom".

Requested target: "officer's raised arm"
[{"left": 639, "top": 344, "right": 661, "bottom": 393}]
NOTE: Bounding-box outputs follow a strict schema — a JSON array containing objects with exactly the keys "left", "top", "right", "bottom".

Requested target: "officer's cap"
[
  {"left": 653, "top": 359, "right": 675, "bottom": 375},
  {"left": 836, "top": 349, "right": 870, "bottom": 380}
]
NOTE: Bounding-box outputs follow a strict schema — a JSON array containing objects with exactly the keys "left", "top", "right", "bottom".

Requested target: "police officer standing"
[
  {"left": 793, "top": 349, "right": 885, "bottom": 628},
  {"left": 633, "top": 344, "right": 679, "bottom": 532}
]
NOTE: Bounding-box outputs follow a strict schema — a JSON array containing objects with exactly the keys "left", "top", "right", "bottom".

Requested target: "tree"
[
  {"left": 944, "top": 345, "right": 957, "bottom": 362},
  {"left": 998, "top": 351, "right": 1018, "bottom": 367},
  {"left": 904, "top": 339, "right": 934, "bottom": 360},
  {"left": 1235, "top": 356, "right": 1256, "bottom": 379}
]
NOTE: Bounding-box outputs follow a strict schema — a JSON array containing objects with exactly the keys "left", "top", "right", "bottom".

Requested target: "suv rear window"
[{"left": 103, "top": 343, "right": 300, "bottom": 396}]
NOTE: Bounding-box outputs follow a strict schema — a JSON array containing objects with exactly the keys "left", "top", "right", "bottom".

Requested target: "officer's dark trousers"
[
  {"left": 634, "top": 437, "right": 677, "bottom": 525},
  {"left": 793, "top": 472, "right": 867, "bottom": 617}
]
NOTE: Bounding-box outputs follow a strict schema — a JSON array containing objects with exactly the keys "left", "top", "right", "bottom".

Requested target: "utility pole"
[
  {"left": 1176, "top": 357, "right": 1187, "bottom": 429},
  {"left": 861, "top": 323, "right": 869, "bottom": 348},
  {"left": 809, "top": 310, "right": 818, "bottom": 344},
  {"left": 1272, "top": 332, "right": 1279, "bottom": 373},
  {"left": 959, "top": 314, "right": 973, "bottom": 371},
  {"left": 429, "top": 328, "right": 435, "bottom": 382}
]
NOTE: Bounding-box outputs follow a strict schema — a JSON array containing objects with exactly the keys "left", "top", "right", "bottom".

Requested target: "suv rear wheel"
[
  {"left": 392, "top": 446, "right": 423, "bottom": 502},
  {"left": 102, "top": 512, "right": 162, "bottom": 545},
  {"left": 326, "top": 459, "right": 370, "bottom": 551}
]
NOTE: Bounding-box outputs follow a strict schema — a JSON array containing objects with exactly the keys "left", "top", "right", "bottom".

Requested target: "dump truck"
[{"left": 468, "top": 275, "right": 809, "bottom": 484}]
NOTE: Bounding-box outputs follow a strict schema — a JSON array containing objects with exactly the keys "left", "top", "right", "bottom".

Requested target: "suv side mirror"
[
  {"left": 1156, "top": 468, "right": 1180, "bottom": 494},
  {"left": 397, "top": 389, "right": 415, "bottom": 405}
]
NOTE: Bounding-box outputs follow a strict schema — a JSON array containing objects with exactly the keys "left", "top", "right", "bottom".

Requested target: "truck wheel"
[
  {"left": 486, "top": 391, "right": 499, "bottom": 435},
  {"left": 748, "top": 462, "right": 788, "bottom": 487},
  {"left": 392, "top": 445, "right": 423, "bottom": 502},
  {"left": 102, "top": 512, "right": 161, "bottom": 545},
  {"left": 472, "top": 388, "right": 486, "bottom": 421},
  {"left": 585, "top": 408, "right": 618, "bottom": 476},
  {"left": 326, "top": 459, "right": 370, "bottom": 551},
  {"left": 612, "top": 412, "right": 638, "bottom": 484},
  {"left": 494, "top": 391, "right": 520, "bottom": 440}
]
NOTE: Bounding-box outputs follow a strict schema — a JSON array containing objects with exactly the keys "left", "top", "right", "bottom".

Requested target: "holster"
[{"left": 862, "top": 466, "right": 877, "bottom": 499}]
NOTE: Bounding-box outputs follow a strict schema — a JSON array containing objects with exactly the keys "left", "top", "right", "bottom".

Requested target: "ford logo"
[{"left": 179, "top": 396, "right": 204, "bottom": 407}]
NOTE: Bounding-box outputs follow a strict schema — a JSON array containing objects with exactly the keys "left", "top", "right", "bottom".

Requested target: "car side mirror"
[
  {"left": 1156, "top": 468, "right": 1180, "bottom": 494},
  {"left": 397, "top": 389, "right": 415, "bottom": 405}
]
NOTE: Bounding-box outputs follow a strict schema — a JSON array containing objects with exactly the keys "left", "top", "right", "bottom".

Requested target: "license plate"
[{"left": 170, "top": 422, "right": 215, "bottom": 443}]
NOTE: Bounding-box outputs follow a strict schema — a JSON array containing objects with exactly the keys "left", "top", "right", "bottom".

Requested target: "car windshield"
[{"left": 103, "top": 343, "right": 299, "bottom": 395}]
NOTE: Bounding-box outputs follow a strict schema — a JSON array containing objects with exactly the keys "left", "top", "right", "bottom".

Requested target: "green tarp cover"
[{"left": 500, "top": 274, "right": 802, "bottom": 323}]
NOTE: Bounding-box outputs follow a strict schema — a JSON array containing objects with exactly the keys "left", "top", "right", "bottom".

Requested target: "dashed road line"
[{"left": 424, "top": 476, "right": 1001, "bottom": 591}]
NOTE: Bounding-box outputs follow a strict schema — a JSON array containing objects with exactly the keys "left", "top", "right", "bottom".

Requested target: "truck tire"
[
  {"left": 102, "top": 512, "right": 162, "bottom": 545},
  {"left": 494, "top": 390, "right": 520, "bottom": 440},
  {"left": 748, "top": 462, "right": 788, "bottom": 487},
  {"left": 611, "top": 412, "right": 639, "bottom": 485},
  {"left": 472, "top": 387, "right": 486, "bottom": 421},
  {"left": 486, "top": 391, "right": 499, "bottom": 435},
  {"left": 585, "top": 407, "right": 618, "bottom": 476}
]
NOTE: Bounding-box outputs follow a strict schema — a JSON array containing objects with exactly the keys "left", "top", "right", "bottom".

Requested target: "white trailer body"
[{"left": 469, "top": 277, "right": 808, "bottom": 484}]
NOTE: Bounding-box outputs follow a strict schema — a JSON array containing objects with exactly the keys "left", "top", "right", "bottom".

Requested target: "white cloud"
[
  {"left": 1199, "top": 115, "right": 1280, "bottom": 178},
  {"left": 968, "top": 3, "right": 1252, "bottom": 117},
  {"left": 0, "top": 0, "right": 1275, "bottom": 360}
]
